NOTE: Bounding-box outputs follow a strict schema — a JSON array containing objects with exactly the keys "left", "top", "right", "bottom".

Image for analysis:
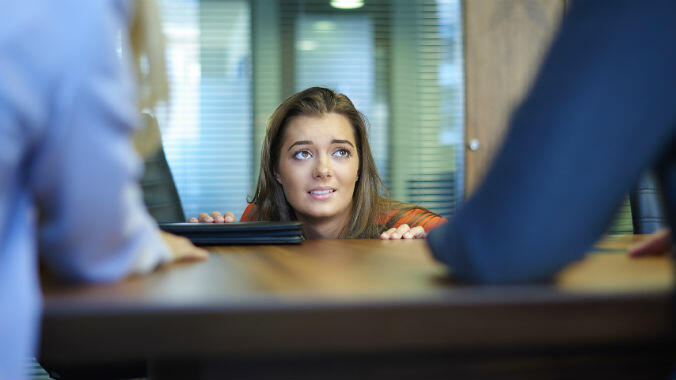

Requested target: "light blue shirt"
[{"left": 0, "top": 1, "right": 171, "bottom": 378}]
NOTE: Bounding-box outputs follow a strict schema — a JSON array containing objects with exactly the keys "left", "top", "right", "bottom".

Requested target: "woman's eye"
[
  {"left": 294, "top": 150, "right": 312, "bottom": 160},
  {"left": 333, "top": 148, "right": 350, "bottom": 158}
]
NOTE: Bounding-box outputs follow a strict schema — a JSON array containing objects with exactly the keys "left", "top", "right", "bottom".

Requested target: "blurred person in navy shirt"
[{"left": 427, "top": 0, "right": 676, "bottom": 283}]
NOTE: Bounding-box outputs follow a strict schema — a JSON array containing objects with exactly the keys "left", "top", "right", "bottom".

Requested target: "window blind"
[
  {"left": 157, "top": 0, "right": 464, "bottom": 220},
  {"left": 157, "top": 0, "right": 252, "bottom": 219},
  {"left": 155, "top": 0, "right": 636, "bottom": 232},
  {"left": 389, "top": 0, "right": 465, "bottom": 217}
]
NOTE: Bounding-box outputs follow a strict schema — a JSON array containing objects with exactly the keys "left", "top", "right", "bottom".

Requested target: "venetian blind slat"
[{"left": 157, "top": 0, "right": 252, "bottom": 219}]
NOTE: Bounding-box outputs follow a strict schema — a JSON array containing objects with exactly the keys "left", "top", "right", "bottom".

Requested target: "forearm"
[{"left": 427, "top": 0, "right": 676, "bottom": 283}]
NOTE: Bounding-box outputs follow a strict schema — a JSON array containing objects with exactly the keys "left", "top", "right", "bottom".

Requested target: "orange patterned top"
[{"left": 239, "top": 203, "right": 446, "bottom": 232}]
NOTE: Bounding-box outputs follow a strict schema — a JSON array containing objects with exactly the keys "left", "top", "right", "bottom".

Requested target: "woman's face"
[{"left": 275, "top": 113, "right": 360, "bottom": 222}]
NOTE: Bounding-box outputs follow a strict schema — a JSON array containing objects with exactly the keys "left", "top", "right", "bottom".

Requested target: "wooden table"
[{"left": 39, "top": 236, "right": 676, "bottom": 379}]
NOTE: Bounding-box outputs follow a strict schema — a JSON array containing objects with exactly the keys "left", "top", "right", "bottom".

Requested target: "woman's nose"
[{"left": 313, "top": 155, "right": 331, "bottom": 178}]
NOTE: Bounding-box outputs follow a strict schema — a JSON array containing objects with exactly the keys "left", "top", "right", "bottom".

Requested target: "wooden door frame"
[{"left": 463, "top": 0, "right": 567, "bottom": 197}]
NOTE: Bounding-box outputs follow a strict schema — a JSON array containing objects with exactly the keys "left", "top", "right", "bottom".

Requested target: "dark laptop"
[{"left": 159, "top": 221, "right": 304, "bottom": 245}]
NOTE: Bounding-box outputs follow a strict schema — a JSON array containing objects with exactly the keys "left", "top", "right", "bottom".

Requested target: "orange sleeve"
[
  {"left": 240, "top": 203, "right": 257, "bottom": 222},
  {"left": 390, "top": 208, "right": 447, "bottom": 232}
]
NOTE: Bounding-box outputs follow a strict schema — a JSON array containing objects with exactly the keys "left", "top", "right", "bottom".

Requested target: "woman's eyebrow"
[
  {"left": 287, "top": 139, "right": 355, "bottom": 151},
  {"left": 331, "top": 139, "right": 355, "bottom": 148},
  {"left": 287, "top": 140, "right": 312, "bottom": 151}
]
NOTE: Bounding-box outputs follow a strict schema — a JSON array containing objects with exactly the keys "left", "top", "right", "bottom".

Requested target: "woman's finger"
[
  {"left": 198, "top": 212, "right": 213, "bottom": 223},
  {"left": 224, "top": 211, "right": 235, "bottom": 223},
  {"left": 380, "top": 227, "right": 397, "bottom": 239},
  {"left": 402, "top": 226, "right": 425, "bottom": 239},
  {"left": 411, "top": 226, "right": 427, "bottom": 239},
  {"left": 391, "top": 224, "right": 410, "bottom": 240},
  {"left": 211, "top": 211, "right": 226, "bottom": 223}
]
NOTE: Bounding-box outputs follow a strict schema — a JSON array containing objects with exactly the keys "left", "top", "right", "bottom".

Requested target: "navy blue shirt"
[{"left": 427, "top": 0, "right": 676, "bottom": 283}]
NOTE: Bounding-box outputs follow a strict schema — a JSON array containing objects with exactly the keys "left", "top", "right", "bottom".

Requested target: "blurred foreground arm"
[
  {"left": 160, "top": 231, "right": 208, "bottom": 262},
  {"left": 427, "top": 0, "right": 676, "bottom": 283},
  {"left": 31, "top": 1, "right": 204, "bottom": 282}
]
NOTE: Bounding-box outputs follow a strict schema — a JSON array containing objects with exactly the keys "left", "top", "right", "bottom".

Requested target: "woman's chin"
[{"left": 297, "top": 207, "right": 346, "bottom": 221}]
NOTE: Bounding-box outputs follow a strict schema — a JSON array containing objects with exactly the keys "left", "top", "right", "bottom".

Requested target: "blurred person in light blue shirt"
[{"left": 0, "top": 1, "right": 206, "bottom": 378}]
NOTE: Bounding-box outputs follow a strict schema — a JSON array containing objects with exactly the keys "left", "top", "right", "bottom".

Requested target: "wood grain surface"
[
  {"left": 40, "top": 236, "right": 675, "bottom": 371},
  {"left": 463, "top": 0, "right": 566, "bottom": 195}
]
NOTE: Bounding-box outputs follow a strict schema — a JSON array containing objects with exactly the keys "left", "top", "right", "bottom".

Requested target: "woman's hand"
[
  {"left": 627, "top": 228, "right": 672, "bottom": 258},
  {"left": 380, "top": 224, "right": 426, "bottom": 240},
  {"left": 187, "top": 211, "right": 235, "bottom": 223},
  {"left": 160, "top": 231, "right": 208, "bottom": 262}
]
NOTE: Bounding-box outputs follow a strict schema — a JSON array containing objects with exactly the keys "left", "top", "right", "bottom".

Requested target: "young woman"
[{"left": 190, "top": 87, "right": 446, "bottom": 240}]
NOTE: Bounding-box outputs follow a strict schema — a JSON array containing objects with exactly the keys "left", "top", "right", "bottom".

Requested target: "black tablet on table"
[{"left": 159, "top": 221, "right": 304, "bottom": 245}]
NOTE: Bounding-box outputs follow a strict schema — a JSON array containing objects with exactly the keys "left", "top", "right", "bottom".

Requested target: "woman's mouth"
[{"left": 308, "top": 188, "right": 336, "bottom": 200}]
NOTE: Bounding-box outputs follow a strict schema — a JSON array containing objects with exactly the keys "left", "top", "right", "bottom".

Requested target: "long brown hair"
[{"left": 249, "top": 87, "right": 430, "bottom": 238}]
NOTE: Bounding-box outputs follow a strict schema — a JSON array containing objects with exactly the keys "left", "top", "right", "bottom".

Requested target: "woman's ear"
[{"left": 274, "top": 172, "right": 282, "bottom": 184}]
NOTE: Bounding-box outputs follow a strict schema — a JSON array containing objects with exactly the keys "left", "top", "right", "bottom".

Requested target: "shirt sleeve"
[
  {"left": 427, "top": 0, "right": 676, "bottom": 283},
  {"left": 30, "top": 1, "right": 171, "bottom": 282},
  {"left": 391, "top": 209, "right": 447, "bottom": 232},
  {"left": 240, "top": 203, "right": 257, "bottom": 222}
]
